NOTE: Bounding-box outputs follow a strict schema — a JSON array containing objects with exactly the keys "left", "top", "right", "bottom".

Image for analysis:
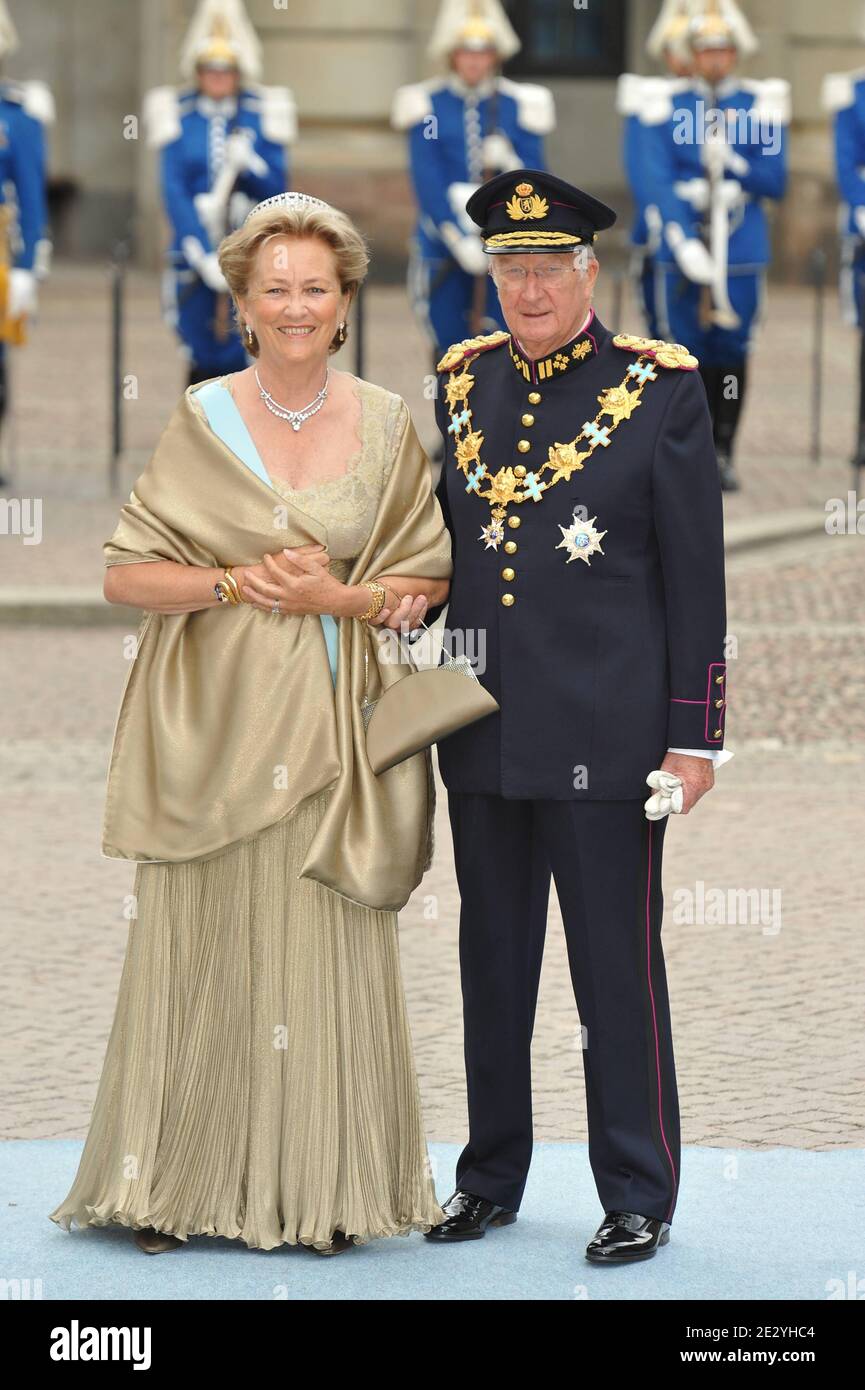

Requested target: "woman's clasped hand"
[{"left": 239, "top": 542, "right": 429, "bottom": 630}]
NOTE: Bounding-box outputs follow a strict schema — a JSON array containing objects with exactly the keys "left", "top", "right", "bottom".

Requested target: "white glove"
[
  {"left": 441, "top": 223, "right": 488, "bottom": 276},
  {"left": 198, "top": 252, "right": 229, "bottom": 292},
  {"left": 671, "top": 236, "right": 716, "bottom": 285},
  {"left": 854, "top": 206, "right": 865, "bottom": 238},
  {"left": 182, "top": 236, "right": 228, "bottom": 292},
  {"left": 674, "top": 177, "right": 710, "bottom": 211},
  {"left": 715, "top": 178, "right": 744, "bottom": 208},
  {"left": 702, "top": 135, "right": 748, "bottom": 180},
  {"left": 482, "top": 132, "right": 520, "bottom": 172},
  {"left": 644, "top": 770, "right": 684, "bottom": 821},
  {"left": 225, "top": 127, "right": 268, "bottom": 178},
  {"left": 9, "top": 268, "right": 38, "bottom": 317}
]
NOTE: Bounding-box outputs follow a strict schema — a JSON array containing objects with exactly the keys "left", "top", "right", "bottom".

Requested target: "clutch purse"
[{"left": 360, "top": 617, "right": 499, "bottom": 775}]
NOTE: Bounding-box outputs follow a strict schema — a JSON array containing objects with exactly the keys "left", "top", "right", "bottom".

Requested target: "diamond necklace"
[{"left": 254, "top": 366, "right": 329, "bottom": 431}]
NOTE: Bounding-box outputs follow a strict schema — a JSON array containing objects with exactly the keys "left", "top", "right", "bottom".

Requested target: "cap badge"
[{"left": 506, "top": 184, "right": 549, "bottom": 221}]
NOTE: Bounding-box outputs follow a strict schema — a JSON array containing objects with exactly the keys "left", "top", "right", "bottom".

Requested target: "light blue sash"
[{"left": 195, "top": 380, "right": 339, "bottom": 686}]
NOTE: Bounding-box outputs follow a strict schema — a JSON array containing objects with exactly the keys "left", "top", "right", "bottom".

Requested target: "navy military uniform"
[{"left": 425, "top": 170, "right": 727, "bottom": 1248}]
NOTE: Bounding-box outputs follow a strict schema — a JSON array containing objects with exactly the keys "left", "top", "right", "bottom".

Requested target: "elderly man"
[{"left": 423, "top": 169, "right": 730, "bottom": 1263}]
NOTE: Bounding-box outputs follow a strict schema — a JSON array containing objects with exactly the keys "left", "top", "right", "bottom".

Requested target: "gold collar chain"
[{"left": 444, "top": 351, "right": 662, "bottom": 551}]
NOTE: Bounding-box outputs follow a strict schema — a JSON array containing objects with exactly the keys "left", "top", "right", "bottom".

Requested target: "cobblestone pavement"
[
  {"left": 0, "top": 265, "right": 858, "bottom": 590},
  {"left": 3, "top": 532, "right": 863, "bottom": 1149}
]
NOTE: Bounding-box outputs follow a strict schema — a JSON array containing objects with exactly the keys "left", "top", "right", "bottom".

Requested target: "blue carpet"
[{"left": 5, "top": 1140, "right": 863, "bottom": 1301}]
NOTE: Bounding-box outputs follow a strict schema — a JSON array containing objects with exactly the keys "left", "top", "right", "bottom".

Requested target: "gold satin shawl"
[{"left": 100, "top": 381, "right": 453, "bottom": 912}]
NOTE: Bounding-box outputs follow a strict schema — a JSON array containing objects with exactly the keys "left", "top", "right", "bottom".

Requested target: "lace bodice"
[{"left": 219, "top": 374, "right": 406, "bottom": 583}]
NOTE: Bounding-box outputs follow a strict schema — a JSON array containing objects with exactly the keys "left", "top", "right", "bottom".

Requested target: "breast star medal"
[
  {"left": 556, "top": 510, "right": 607, "bottom": 566},
  {"left": 479, "top": 518, "right": 505, "bottom": 550}
]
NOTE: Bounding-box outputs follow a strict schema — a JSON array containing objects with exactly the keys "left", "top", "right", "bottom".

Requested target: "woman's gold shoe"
[
  {"left": 134, "top": 1226, "right": 184, "bottom": 1254},
  {"left": 310, "top": 1230, "right": 354, "bottom": 1257}
]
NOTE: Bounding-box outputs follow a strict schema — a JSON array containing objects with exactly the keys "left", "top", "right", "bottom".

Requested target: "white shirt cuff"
[{"left": 667, "top": 746, "right": 734, "bottom": 768}]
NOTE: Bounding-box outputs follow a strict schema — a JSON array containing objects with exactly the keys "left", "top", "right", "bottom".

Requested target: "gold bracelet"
[
  {"left": 357, "top": 580, "right": 386, "bottom": 621},
  {"left": 214, "top": 567, "right": 241, "bottom": 605},
  {"left": 223, "top": 566, "right": 245, "bottom": 603}
]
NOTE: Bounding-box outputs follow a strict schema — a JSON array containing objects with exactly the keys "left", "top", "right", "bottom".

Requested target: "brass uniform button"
[
  {"left": 521, "top": 413, "right": 535, "bottom": 427},
  {"left": 528, "top": 391, "right": 541, "bottom": 404},
  {"left": 517, "top": 439, "right": 531, "bottom": 453},
  {"left": 715, "top": 698, "right": 725, "bottom": 708},
  {"left": 715, "top": 674, "right": 725, "bottom": 685},
  {"left": 712, "top": 729, "right": 722, "bottom": 738},
  {"left": 508, "top": 515, "right": 521, "bottom": 529},
  {"left": 504, "top": 540, "right": 517, "bottom": 554},
  {"left": 501, "top": 567, "right": 515, "bottom": 581},
  {"left": 501, "top": 593, "right": 515, "bottom": 607},
  {"left": 514, "top": 464, "right": 527, "bottom": 478}
]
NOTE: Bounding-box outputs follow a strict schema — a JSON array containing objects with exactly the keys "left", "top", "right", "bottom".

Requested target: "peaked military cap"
[{"left": 465, "top": 168, "right": 617, "bottom": 254}]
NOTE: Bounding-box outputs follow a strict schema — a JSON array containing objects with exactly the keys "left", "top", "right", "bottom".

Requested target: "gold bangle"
[
  {"left": 357, "top": 580, "right": 386, "bottom": 621},
  {"left": 223, "top": 566, "right": 244, "bottom": 603},
  {"left": 215, "top": 580, "right": 238, "bottom": 605}
]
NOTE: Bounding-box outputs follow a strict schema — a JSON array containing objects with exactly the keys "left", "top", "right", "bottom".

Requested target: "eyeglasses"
[{"left": 493, "top": 264, "right": 577, "bottom": 289}]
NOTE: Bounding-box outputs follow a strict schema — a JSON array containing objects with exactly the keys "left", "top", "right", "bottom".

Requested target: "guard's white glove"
[
  {"left": 482, "top": 132, "right": 520, "bottom": 172},
  {"left": 854, "top": 206, "right": 865, "bottom": 239},
  {"left": 715, "top": 178, "right": 744, "bottom": 208},
  {"left": 674, "top": 177, "right": 710, "bottom": 211},
  {"left": 671, "top": 236, "right": 716, "bottom": 286},
  {"left": 182, "top": 235, "right": 228, "bottom": 292},
  {"left": 225, "top": 127, "right": 268, "bottom": 178},
  {"left": 441, "top": 222, "right": 488, "bottom": 276},
  {"left": 9, "top": 267, "right": 38, "bottom": 317},
  {"left": 644, "top": 770, "right": 684, "bottom": 821}
]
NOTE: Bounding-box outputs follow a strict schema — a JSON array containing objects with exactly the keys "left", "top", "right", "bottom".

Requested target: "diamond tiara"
[{"left": 244, "top": 192, "right": 332, "bottom": 223}]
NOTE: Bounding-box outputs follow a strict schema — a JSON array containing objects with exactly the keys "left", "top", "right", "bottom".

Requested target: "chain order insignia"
[
  {"left": 612, "top": 332, "right": 699, "bottom": 370},
  {"left": 436, "top": 330, "right": 510, "bottom": 373},
  {"left": 443, "top": 344, "right": 665, "bottom": 553}
]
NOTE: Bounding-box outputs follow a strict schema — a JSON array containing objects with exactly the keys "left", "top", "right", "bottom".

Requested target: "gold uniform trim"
[
  {"left": 508, "top": 335, "right": 594, "bottom": 380},
  {"left": 612, "top": 332, "right": 699, "bottom": 370},
  {"left": 484, "top": 230, "right": 583, "bottom": 248},
  {"left": 435, "top": 329, "right": 510, "bottom": 374}
]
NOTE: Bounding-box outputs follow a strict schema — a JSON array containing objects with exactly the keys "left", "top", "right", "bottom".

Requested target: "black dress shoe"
[
  {"left": 585, "top": 1210, "right": 670, "bottom": 1264},
  {"left": 424, "top": 1190, "right": 517, "bottom": 1242}
]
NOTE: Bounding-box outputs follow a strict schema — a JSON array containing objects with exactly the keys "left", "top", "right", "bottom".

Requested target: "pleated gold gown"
[{"left": 48, "top": 377, "right": 445, "bottom": 1250}]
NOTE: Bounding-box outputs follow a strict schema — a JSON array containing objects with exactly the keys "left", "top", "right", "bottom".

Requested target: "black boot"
[{"left": 713, "top": 359, "right": 748, "bottom": 492}]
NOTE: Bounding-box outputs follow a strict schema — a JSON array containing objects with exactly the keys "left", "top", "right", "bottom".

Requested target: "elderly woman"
[{"left": 48, "top": 192, "right": 452, "bottom": 1256}]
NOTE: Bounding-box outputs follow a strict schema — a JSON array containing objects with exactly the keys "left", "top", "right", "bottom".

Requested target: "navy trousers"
[{"left": 446, "top": 792, "right": 680, "bottom": 1225}]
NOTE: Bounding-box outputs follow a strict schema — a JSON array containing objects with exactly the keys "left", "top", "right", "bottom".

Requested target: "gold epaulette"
[
  {"left": 436, "top": 330, "right": 510, "bottom": 373},
  {"left": 612, "top": 333, "right": 699, "bottom": 370}
]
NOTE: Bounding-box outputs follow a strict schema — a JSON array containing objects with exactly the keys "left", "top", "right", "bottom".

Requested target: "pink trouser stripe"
[{"left": 645, "top": 820, "right": 678, "bottom": 1222}]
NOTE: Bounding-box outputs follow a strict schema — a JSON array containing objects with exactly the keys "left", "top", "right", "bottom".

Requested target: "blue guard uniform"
[
  {"left": 391, "top": 0, "right": 554, "bottom": 355},
  {"left": 422, "top": 170, "right": 729, "bottom": 1259},
  {"left": 145, "top": 83, "right": 291, "bottom": 382},
  {"left": 638, "top": 4, "right": 789, "bottom": 491},
  {"left": 823, "top": 64, "right": 865, "bottom": 471},
  {"left": 618, "top": 73, "right": 692, "bottom": 339},
  {"left": 0, "top": 76, "right": 52, "bottom": 472}
]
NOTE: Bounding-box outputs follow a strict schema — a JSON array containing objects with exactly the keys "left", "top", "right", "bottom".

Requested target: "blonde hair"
[{"left": 218, "top": 203, "right": 370, "bottom": 357}]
